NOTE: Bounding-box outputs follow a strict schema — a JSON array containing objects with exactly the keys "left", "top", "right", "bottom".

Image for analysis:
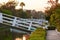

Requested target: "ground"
[{"left": 46, "top": 30, "right": 60, "bottom": 40}]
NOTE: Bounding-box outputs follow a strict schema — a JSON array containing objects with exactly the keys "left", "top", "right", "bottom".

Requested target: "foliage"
[
  {"left": 50, "top": 4, "right": 60, "bottom": 32},
  {"left": 0, "top": 9, "right": 12, "bottom": 15},
  {"left": 20, "top": 2, "right": 25, "bottom": 9},
  {"left": 0, "top": 1, "right": 17, "bottom": 16},
  {"left": 28, "top": 27, "right": 46, "bottom": 40},
  {"left": 0, "top": 1, "right": 31, "bottom": 18},
  {"left": 48, "top": 26, "right": 56, "bottom": 30},
  {"left": 50, "top": 13, "right": 56, "bottom": 26},
  {"left": 45, "top": 0, "right": 60, "bottom": 31},
  {"left": 0, "top": 29, "right": 12, "bottom": 40},
  {"left": 18, "top": 9, "right": 31, "bottom": 18},
  {"left": 20, "top": 11, "right": 28, "bottom": 18},
  {"left": 45, "top": 0, "right": 59, "bottom": 20}
]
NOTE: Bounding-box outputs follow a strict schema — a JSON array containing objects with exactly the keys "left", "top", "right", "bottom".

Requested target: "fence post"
[
  {"left": 28, "top": 21, "right": 32, "bottom": 30},
  {"left": 0, "top": 13, "right": 3, "bottom": 23},
  {"left": 12, "top": 17, "right": 17, "bottom": 26}
]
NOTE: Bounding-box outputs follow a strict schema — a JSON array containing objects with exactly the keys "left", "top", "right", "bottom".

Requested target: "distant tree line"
[{"left": 0, "top": 1, "right": 45, "bottom": 19}]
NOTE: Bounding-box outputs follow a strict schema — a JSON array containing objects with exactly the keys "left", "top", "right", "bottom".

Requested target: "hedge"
[
  {"left": 56, "top": 25, "right": 60, "bottom": 32},
  {"left": 28, "top": 27, "right": 46, "bottom": 40},
  {"left": 1, "top": 9, "right": 12, "bottom": 15}
]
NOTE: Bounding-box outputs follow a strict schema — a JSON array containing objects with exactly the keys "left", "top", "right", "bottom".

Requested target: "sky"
[
  {"left": 16, "top": 0, "right": 50, "bottom": 11},
  {"left": 0, "top": 0, "right": 60, "bottom": 11}
]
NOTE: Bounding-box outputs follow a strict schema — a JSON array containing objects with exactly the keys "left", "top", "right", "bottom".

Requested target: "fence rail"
[{"left": 0, "top": 13, "right": 48, "bottom": 32}]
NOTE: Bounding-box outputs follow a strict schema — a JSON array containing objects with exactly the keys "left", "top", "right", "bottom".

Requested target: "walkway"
[{"left": 46, "top": 30, "right": 60, "bottom": 40}]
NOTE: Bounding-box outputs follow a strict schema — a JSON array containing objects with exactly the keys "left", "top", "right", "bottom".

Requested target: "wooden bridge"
[{"left": 0, "top": 13, "right": 48, "bottom": 34}]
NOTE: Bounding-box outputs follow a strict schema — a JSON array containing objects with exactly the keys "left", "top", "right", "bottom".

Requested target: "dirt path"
[{"left": 46, "top": 30, "right": 60, "bottom": 40}]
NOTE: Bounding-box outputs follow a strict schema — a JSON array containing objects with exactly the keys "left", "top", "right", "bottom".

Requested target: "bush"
[
  {"left": 28, "top": 27, "right": 46, "bottom": 40},
  {"left": 47, "top": 26, "right": 56, "bottom": 30},
  {"left": 56, "top": 26, "right": 60, "bottom": 32},
  {"left": 1, "top": 9, "right": 12, "bottom": 15}
]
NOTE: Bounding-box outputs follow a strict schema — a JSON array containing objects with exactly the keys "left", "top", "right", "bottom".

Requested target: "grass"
[{"left": 28, "top": 27, "right": 46, "bottom": 40}]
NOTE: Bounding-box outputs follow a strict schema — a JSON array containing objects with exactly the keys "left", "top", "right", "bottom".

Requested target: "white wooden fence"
[{"left": 0, "top": 13, "right": 48, "bottom": 32}]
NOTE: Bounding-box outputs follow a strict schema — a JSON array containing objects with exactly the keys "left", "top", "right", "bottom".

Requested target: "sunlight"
[
  {"left": 58, "top": 0, "right": 60, "bottom": 3},
  {"left": 15, "top": 38, "right": 22, "bottom": 40},
  {"left": 0, "top": 0, "right": 8, "bottom": 4}
]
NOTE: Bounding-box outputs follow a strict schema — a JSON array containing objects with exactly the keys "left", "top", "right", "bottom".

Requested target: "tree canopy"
[
  {"left": 50, "top": 4, "right": 60, "bottom": 32},
  {"left": 0, "top": 1, "right": 17, "bottom": 15},
  {"left": 20, "top": 2, "right": 25, "bottom": 9}
]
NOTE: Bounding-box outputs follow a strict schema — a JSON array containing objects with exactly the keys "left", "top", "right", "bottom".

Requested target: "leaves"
[
  {"left": 20, "top": 2, "right": 25, "bottom": 9},
  {"left": 28, "top": 27, "right": 46, "bottom": 40},
  {"left": 49, "top": 4, "right": 60, "bottom": 32},
  {"left": 0, "top": 9, "right": 12, "bottom": 15}
]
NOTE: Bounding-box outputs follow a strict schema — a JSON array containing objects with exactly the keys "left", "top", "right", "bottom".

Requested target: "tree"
[
  {"left": 0, "top": 1, "right": 17, "bottom": 16},
  {"left": 45, "top": 0, "right": 59, "bottom": 20},
  {"left": 20, "top": 2, "right": 25, "bottom": 9},
  {"left": 50, "top": 4, "right": 60, "bottom": 32},
  {"left": 45, "top": 0, "right": 60, "bottom": 32},
  {"left": 14, "top": 9, "right": 30, "bottom": 18}
]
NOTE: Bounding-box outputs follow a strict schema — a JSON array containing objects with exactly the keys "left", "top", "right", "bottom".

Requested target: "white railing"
[{"left": 0, "top": 13, "right": 48, "bottom": 31}]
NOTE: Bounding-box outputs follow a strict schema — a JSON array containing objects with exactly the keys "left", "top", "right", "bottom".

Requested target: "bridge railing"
[{"left": 0, "top": 13, "right": 48, "bottom": 31}]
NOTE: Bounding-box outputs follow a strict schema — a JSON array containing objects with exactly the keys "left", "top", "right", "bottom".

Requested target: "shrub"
[
  {"left": 47, "top": 26, "right": 56, "bottom": 30},
  {"left": 56, "top": 25, "right": 60, "bottom": 32},
  {"left": 1, "top": 9, "right": 12, "bottom": 15},
  {"left": 28, "top": 27, "right": 46, "bottom": 40}
]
